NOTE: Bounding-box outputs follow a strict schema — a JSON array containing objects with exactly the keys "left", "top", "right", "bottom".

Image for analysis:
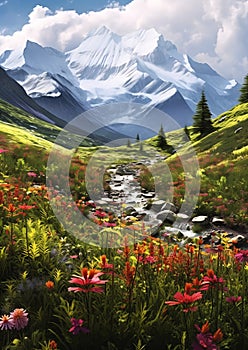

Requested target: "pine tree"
[
  {"left": 193, "top": 91, "right": 214, "bottom": 138},
  {"left": 136, "top": 133, "right": 140, "bottom": 142},
  {"left": 239, "top": 74, "right": 248, "bottom": 104},
  {"left": 157, "top": 125, "right": 168, "bottom": 150},
  {"left": 184, "top": 125, "right": 190, "bottom": 140}
]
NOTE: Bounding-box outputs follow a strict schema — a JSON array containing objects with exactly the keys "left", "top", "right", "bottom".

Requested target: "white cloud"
[
  {"left": 0, "top": 0, "right": 247, "bottom": 82},
  {"left": 0, "top": 0, "right": 8, "bottom": 6}
]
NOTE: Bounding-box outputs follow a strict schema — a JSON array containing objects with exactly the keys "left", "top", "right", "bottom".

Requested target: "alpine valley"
[{"left": 0, "top": 26, "right": 241, "bottom": 137}]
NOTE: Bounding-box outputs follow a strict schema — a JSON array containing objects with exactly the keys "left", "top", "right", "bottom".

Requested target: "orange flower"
[
  {"left": 201, "top": 320, "right": 210, "bottom": 334},
  {"left": 213, "top": 328, "right": 223, "bottom": 343},
  {"left": 184, "top": 283, "right": 193, "bottom": 294},
  {"left": 123, "top": 261, "right": 136, "bottom": 286},
  {"left": 45, "top": 281, "right": 54, "bottom": 289},
  {"left": 49, "top": 340, "right": 58, "bottom": 349}
]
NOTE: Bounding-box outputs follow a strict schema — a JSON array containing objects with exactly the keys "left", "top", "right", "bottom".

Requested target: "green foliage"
[
  {"left": 193, "top": 91, "right": 214, "bottom": 138},
  {"left": 0, "top": 94, "right": 248, "bottom": 349},
  {"left": 239, "top": 74, "right": 248, "bottom": 104}
]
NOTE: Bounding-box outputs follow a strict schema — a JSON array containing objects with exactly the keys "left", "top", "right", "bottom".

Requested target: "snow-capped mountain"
[
  {"left": 0, "top": 66, "right": 65, "bottom": 126},
  {"left": 0, "top": 27, "right": 240, "bottom": 133}
]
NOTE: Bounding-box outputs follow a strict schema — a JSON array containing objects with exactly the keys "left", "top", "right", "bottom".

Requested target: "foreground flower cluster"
[
  {"left": 0, "top": 144, "right": 248, "bottom": 349},
  {"left": 0, "top": 308, "right": 28, "bottom": 331}
]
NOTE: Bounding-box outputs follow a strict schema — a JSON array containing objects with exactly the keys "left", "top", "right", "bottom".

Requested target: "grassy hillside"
[
  {"left": 0, "top": 97, "right": 247, "bottom": 227},
  {"left": 146, "top": 103, "right": 248, "bottom": 227}
]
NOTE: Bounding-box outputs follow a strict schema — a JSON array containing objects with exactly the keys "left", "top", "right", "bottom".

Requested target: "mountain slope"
[
  {"left": 0, "top": 27, "right": 240, "bottom": 130},
  {"left": 159, "top": 103, "right": 248, "bottom": 227},
  {"left": 0, "top": 67, "right": 65, "bottom": 126}
]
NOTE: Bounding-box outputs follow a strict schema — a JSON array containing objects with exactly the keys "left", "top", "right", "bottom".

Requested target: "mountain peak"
[
  {"left": 92, "top": 25, "right": 112, "bottom": 36},
  {"left": 1, "top": 27, "right": 240, "bottom": 127}
]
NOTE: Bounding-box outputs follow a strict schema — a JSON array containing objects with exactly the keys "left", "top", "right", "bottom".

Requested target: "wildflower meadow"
[{"left": 0, "top": 131, "right": 248, "bottom": 350}]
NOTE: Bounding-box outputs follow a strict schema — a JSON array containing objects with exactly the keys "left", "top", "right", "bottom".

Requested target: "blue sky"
[
  {"left": 0, "top": 0, "right": 132, "bottom": 34},
  {"left": 0, "top": 0, "right": 247, "bottom": 82}
]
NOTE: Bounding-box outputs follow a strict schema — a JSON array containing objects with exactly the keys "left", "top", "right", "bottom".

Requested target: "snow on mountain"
[{"left": 0, "top": 27, "right": 240, "bottom": 132}]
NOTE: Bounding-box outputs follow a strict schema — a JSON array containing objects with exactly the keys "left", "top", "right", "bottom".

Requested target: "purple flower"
[{"left": 69, "top": 318, "right": 89, "bottom": 335}]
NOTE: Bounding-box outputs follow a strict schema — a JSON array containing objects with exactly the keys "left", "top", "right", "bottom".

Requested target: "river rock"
[
  {"left": 177, "top": 213, "right": 190, "bottom": 220},
  {"left": 212, "top": 217, "right": 226, "bottom": 226},
  {"left": 142, "top": 192, "right": 155, "bottom": 199},
  {"left": 156, "top": 210, "right": 176, "bottom": 223},
  {"left": 192, "top": 215, "right": 209, "bottom": 224},
  {"left": 151, "top": 200, "right": 166, "bottom": 212},
  {"left": 124, "top": 206, "right": 136, "bottom": 215},
  {"left": 228, "top": 235, "right": 246, "bottom": 245},
  {"left": 161, "top": 202, "right": 177, "bottom": 213}
]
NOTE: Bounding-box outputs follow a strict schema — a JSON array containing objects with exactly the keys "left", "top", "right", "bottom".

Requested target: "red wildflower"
[
  {"left": 100, "top": 255, "right": 113, "bottom": 269},
  {"left": 165, "top": 291, "right": 202, "bottom": 312},
  {"left": 68, "top": 268, "right": 108, "bottom": 293},
  {"left": 18, "top": 204, "right": 35, "bottom": 211},
  {"left": 4, "top": 203, "right": 17, "bottom": 213}
]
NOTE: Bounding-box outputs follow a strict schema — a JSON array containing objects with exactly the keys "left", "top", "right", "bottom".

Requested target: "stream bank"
[{"left": 88, "top": 160, "right": 248, "bottom": 247}]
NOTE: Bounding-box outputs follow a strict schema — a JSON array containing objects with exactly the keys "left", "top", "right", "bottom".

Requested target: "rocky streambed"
[{"left": 90, "top": 160, "right": 248, "bottom": 247}]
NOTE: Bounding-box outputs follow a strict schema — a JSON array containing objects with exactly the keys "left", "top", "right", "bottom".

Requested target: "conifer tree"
[
  {"left": 136, "top": 133, "right": 140, "bottom": 142},
  {"left": 239, "top": 74, "right": 248, "bottom": 104},
  {"left": 157, "top": 125, "right": 168, "bottom": 149},
  {"left": 193, "top": 91, "right": 214, "bottom": 138},
  {"left": 184, "top": 125, "right": 190, "bottom": 140}
]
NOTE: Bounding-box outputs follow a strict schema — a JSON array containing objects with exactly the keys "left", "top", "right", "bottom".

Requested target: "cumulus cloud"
[{"left": 0, "top": 0, "right": 247, "bottom": 82}]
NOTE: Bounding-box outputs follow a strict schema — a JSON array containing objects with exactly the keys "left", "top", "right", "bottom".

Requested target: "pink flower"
[
  {"left": 69, "top": 318, "right": 89, "bottom": 335},
  {"left": 27, "top": 171, "right": 37, "bottom": 177},
  {"left": 235, "top": 250, "right": 248, "bottom": 263},
  {"left": 0, "top": 314, "right": 15, "bottom": 330},
  {"left": 103, "top": 221, "right": 116, "bottom": 227},
  {"left": 226, "top": 296, "right": 242, "bottom": 303},
  {"left": 201, "top": 269, "right": 226, "bottom": 291},
  {"left": 193, "top": 322, "right": 223, "bottom": 349},
  {"left": 94, "top": 209, "right": 107, "bottom": 218},
  {"left": 10, "top": 308, "right": 29, "bottom": 330},
  {"left": 193, "top": 333, "right": 217, "bottom": 350},
  {"left": 68, "top": 268, "right": 108, "bottom": 293},
  {"left": 0, "top": 149, "right": 8, "bottom": 154}
]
